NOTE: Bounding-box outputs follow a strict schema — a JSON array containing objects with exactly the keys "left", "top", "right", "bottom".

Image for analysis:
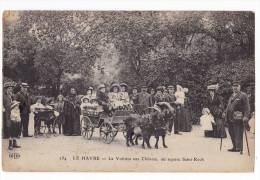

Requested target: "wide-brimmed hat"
[
  {"left": 120, "top": 83, "right": 129, "bottom": 91},
  {"left": 167, "top": 85, "right": 175, "bottom": 90},
  {"left": 98, "top": 84, "right": 106, "bottom": 90},
  {"left": 81, "top": 96, "right": 90, "bottom": 102},
  {"left": 11, "top": 101, "right": 20, "bottom": 109},
  {"left": 110, "top": 83, "right": 121, "bottom": 92},
  {"left": 20, "top": 82, "right": 29, "bottom": 88},
  {"left": 156, "top": 86, "right": 163, "bottom": 92},
  {"left": 4, "top": 82, "right": 14, "bottom": 89},
  {"left": 207, "top": 84, "right": 219, "bottom": 91},
  {"left": 87, "top": 86, "right": 94, "bottom": 91},
  {"left": 202, "top": 108, "right": 210, "bottom": 115}
]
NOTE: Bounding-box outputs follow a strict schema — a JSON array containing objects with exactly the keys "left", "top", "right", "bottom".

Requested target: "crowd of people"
[{"left": 2, "top": 80, "right": 255, "bottom": 154}]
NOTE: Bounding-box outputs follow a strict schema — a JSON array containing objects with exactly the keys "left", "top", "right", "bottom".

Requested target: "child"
[
  {"left": 108, "top": 83, "right": 124, "bottom": 110},
  {"left": 119, "top": 83, "right": 131, "bottom": 109},
  {"left": 200, "top": 108, "right": 215, "bottom": 137},
  {"left": 9, "top": 101, "right": 21, "bottom": 150},
  {"left": 96, "top": 84, "right": 112, "bottom": 116},
  {"left": 31, "top": 98, "right": 46, "bottom": 134}
]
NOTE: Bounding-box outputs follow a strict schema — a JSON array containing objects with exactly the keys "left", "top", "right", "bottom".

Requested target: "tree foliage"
[{"left": 3, "top": 11, "right": 254, "bottom": 100}]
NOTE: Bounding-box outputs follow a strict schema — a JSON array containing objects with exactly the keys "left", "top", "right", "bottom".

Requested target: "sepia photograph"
[{"left": 1, "top": 10, "right": 255, "bottom": 172}]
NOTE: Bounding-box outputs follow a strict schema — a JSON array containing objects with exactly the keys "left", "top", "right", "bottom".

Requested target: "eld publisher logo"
[{"left": 9, "top": 153, "right": 20, "bottom": 159}]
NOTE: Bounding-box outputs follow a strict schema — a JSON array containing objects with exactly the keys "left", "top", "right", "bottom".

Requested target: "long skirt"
[
  {"left": 63, "top": 103, "right": 81, "bottom": 135},
  {"left": 213, "top": 117, "right": 227, "bottom": 138},
  {"left": 177, "top": 106, "right": 192, "bottom": 132}
]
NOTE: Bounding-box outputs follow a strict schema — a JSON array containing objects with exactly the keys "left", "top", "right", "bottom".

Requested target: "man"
[
  {"left": 223, "top": 81, "right": 250, "bottom": 153},
  {"left": 15, "top": 83, "right": 32, "bottom": 137},
  {"left": 137, "top": 86, "right": 151, "bottom": 114},
  {"left": 245, "top": 86, "right": 255, "bottom": 114},
  {"left": 167, "top": 85, "right": 181, "bottom": 135},
  {"left": 3, "top": 82, "right": 14, "bottom": 139},
  {"left": 148, "top": 88, "right": 156, "bottom": 108}
]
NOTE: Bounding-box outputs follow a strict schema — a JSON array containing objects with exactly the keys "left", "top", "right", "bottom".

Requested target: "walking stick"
[
  {"left": 244, "top": 127, "right": 250, "bottom": 156},
  {"left": 220, "top": 136, "right": 223, "bottom": 151}
]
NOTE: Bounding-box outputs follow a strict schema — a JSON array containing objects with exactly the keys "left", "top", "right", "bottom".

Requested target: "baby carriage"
[{"left": 34, "top": 106, "right": 59, "bottom": 138}]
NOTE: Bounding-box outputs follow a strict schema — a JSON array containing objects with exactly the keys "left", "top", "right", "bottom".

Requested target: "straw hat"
[{"left": 11, "top": 101, "right": 20, "bottom": 109}]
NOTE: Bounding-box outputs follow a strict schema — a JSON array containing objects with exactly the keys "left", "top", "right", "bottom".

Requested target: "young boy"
[
  {"left": 97, "top": 84, "right": 113, "bottom": 116},
  {"left": 9, "top": 101, "right": 22, "bottom": 150}
]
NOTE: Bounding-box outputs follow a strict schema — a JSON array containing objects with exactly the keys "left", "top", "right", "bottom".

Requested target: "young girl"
[
  {"left": 9, "top": 101, "right": 21, "bottom": 150},
  {"left": 108, "top": 83, "right": 124, "bottom": 110},
  {"left": 200, "top": 108, "right": 215, "bottom": 137},
  {"left": 119, "top": 83, "right": 131, "bottom": 109}
]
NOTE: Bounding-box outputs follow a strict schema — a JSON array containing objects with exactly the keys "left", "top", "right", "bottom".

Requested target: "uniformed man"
[{"left": 223, "top": 81, "right": 250, "bottom": 153}]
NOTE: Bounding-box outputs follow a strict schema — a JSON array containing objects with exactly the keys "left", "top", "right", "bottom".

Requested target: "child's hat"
[
  {"left": 202, "top": 108, "right": 210, "bottom": 115},
  {"left": 11, "top": 101, "right": 20, "bottom": 109}
]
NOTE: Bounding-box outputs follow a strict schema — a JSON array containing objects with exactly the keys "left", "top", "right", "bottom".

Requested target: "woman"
[
  {"left": 63, "top": 87, "right": 81, "bottom": 136},
  {"left": 154, "top": 86, "right": 165, "bottom": 103},
  {"left": 56, "top": 95, "right": 65, "bottom": 134},
  {"left": 206, "top": 85, "right": 227, "bottom": 138},
  {"left": 175, "top": 85, "right": 192, "bottom": 132}
]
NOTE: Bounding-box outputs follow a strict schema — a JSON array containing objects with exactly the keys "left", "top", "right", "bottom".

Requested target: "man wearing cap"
[
  {"left": 3, "top": 82, "right": 14, "bottom": 139},
  {"left": 15, "top": 83, "right": 32, "bottom": 137},
  {"left": 223, "top": 81, "right": 250, "bottom": 153}
]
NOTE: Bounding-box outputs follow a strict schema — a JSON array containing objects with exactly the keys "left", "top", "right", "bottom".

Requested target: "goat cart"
[
  {"left": 33, "top": 107, "right": 60, "bottom": 138},
  {"left": 81, "top": 107, "right": 136, "bottom": 144}
]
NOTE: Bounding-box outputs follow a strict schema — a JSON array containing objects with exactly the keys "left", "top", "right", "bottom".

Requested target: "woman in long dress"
[
  {"left": 63, "top": 87, "right": 81, "bottom": 136},
  {"left": 206, "top": 85, "right": 227, "bottom": 138},
  {"left": 175, "top": 85, "right": 192, "bottom": 132}
]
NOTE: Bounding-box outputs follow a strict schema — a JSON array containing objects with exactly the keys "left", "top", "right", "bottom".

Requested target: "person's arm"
[{"left": 242, "top": 93, "right": 250, "bottom": 122}]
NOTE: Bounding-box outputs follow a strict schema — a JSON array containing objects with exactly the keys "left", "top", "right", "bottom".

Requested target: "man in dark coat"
[
  {"left": 3, "top": 82, "right": 14, "bottom": 139},
  {"left": 223, "top": 81, "right": 250, "bottom": 153},
  {"left": 15, "top": 83, "right": 32, "bottom": 137},
  {"left": 137, "top": 86, "right": 150, "bottom": 114}
]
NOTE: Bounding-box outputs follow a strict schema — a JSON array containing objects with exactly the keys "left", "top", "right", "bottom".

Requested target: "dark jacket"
[
  {"left": 15, "top": 91, "right": 31, "bottom": 114},
  {"left": 3, "top": 93, "right": 13, "bottom": 122},
  {"left": 225, "top": 91, "right": 250, "bottom": 122},
  {"left": 137, "top": 92, "right": 150, "bottom": 107},
  {"left": 206, "top": 94, "right": 224, "bottom": 118}
]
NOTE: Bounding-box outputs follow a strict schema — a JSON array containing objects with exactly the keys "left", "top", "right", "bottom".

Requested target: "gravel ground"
[{"left": 2, "top": 114, "right": 255, "bottom": 172}]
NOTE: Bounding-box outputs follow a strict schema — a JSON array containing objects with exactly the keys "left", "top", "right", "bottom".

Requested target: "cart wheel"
[
  {"left": 99, "top": 122, "right": 116, "bottom": 144},
  {"left": 81, "top": 117, "right": 94, "bottom": 140},
  {"left": 52, "top": 118, "right": 60, "bottom": 137}
]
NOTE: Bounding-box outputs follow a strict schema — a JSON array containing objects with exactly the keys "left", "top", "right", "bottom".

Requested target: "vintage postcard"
[{"left": 2, "top": 11, "right": 255, "bottom": 172}]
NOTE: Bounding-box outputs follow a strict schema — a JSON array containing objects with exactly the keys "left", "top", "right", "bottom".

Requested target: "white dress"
[
  {"left": 200, "top": 114, "right": 214, "bottom": 130},
  {"left": 175, "top": 91, "right": 185, "bottom": 105}
]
